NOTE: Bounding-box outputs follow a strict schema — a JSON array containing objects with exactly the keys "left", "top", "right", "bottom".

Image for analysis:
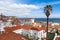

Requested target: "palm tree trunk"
[{"left": 46, "top": 17, "right": 49, "bottom": 40}]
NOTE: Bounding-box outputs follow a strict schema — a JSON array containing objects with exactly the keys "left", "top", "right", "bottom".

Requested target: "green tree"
[
  {"left": 44, "top": 5, "right": 52, "bottom": 40},
  {"left": 25, "top": 34, "right": 28, "bottom": 38},
  {"left": 36, "top": 37, "right": 39, "bottom": 40}
]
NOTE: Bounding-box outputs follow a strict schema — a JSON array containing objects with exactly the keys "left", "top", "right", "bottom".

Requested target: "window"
[{"left": 34, "top": 33, "right": 36, "bottom": 35}]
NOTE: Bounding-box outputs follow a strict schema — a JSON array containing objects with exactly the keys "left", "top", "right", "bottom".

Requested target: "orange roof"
[
  {"left": 4, "top": 24, "right": 47, "bottom": 32},
  {"left": 41, "top": 27, "right": 46, "bottom": 31},
  {"left": 22, "top": 24, "right": 32, "bottom": 30},
  {"left": 31, "top": 27, "right": 40, "bottom": 31},
  {"left": 55, "top": 37, "right": 60, "bottom": 40},
  {"left": 4, "top": 26, "right": 21, "bottom": 32},
  {"left": 0, "top": 32, "right": 29, "bottom": 40}
]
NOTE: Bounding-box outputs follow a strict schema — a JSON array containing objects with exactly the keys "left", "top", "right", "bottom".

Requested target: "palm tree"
[{"left": 44, "top": 5, "right": 52, "bottom": 40}]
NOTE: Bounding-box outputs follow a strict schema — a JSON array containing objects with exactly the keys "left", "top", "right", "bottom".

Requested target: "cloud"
[
  {"left": 38, "top": 1, "right": 60, "bottom": 8},
  {"left": 9, "top": 4, "right": 39, "bottom": 9},
  {"left": 49, "top": 1, "right": 60, "bottom": 5},
  {"left": 0, "top": 0, "right": 60, "bottom": 18},
  {"left": 50, "top": 13, "right": 60, "bottom": 18},
  {"left": 0, "top": 0, "right": 39, "bottom": 18}
]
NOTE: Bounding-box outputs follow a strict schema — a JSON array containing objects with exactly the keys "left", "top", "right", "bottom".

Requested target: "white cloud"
[
  {"left": 9, "top": 4, "right": 39, "bottom": 9},
  {"left": 0, "top": 0, "right": 60, "bottom": 18},
  {"left": 50, "top": 14, "right": 60, "bottom": 18},
  {"left": 0, "top": 0, "right": 39, "bottom": 18},
  {"left": 0, "top": 0, "right": 14, "bottom": 2},
  {"left": 49, "top": 1, "right": 60, "bottom": 5},
  {"left": 38, "top": 1, "right": 60, "bottom": 8}
]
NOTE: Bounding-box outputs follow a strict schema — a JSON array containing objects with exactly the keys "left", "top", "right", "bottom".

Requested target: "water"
[{"left": 35, "top": 18, "right": 60, "bottom": 23}]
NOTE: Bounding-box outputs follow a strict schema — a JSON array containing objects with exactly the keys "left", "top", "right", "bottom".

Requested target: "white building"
[
  {"left": 52, "top": 23, "right": 59, "bottom": 26},
  {"left": 30, "top": 18, "right": 35, "bottom": 23},
  {"left": 53, "top": 33, "right": 60, "bottom": 40},
  {"left": 0, "top": 22, "right": 16, "bottom": 34},
  {"left": 13, "top": 29, "right": 46, "bottom": 40}
]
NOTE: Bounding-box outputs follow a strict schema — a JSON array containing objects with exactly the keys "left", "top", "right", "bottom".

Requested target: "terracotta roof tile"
[
  {"left": 55, "top": 37, "right": 60, "bottom": 40},
  {"left": 0, "top": 32, "right": 29, "bottom": 40},
  {"left": 4, "top": 24, "right": 46, "bottom": 32}
]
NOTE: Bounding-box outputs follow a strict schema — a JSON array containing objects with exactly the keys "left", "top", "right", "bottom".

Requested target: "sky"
[{"left": 0, "top": 0, "right": 60, "bottom": 18}]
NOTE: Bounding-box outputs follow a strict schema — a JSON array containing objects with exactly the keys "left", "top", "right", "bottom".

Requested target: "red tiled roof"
[
  {"left": 0, "top": 24, "right": 47, "bottom": 40},
  {"left": 4, "top": 25, "right": 22, "bottom": 32},
  {"left": 0, "top": 32, "right": 29, "bottom": 40},
  {"left": 22, "top": 24, "right": 32, "bottom": 30},
  {"left": 55, "top": 37, "right": 60, "bottom": 40},
  {"left": 31, "top": 27, "right": 40, "bottom": 31},
  {"left": 4, "top": 24, "right": 46, "bottom": 32}
]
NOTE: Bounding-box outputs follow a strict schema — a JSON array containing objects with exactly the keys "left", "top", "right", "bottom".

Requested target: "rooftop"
[
  {"left": 55, "top": 37, "right": 60, "bottom": 40},
  {"left": 0, "top": 32, "right": 29, "bottom": 40}
]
